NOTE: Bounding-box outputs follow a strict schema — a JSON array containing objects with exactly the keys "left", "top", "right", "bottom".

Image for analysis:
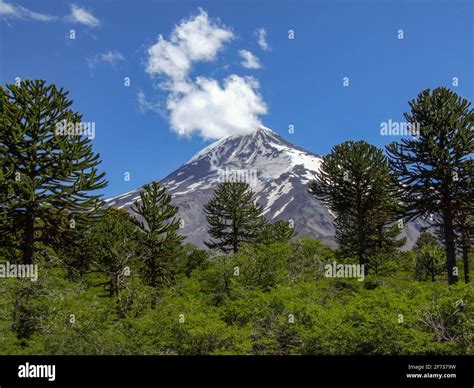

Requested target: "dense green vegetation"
[
  {"left": 0, "top": 81, "right": 472, "bottom": 355},
  {"left": 0, "top": 235, "right": 473, "bottom": 355}
]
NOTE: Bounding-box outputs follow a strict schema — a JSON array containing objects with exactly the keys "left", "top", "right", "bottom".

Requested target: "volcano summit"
[{"left": 105, "top": 126, "right": 422, "bottom": 247}]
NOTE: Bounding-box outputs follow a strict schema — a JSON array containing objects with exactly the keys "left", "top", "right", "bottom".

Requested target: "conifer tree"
[
  {"left": 88, "top": 208, "right": 137, "bottom": 298},
  {"left": 0, "top": 80, "right": 107, "bottom": 264},
  {"left": 204, "top": 182, "right": 267, "bottom": 253},
  {"left": 309, "top": 141, "right": 404, "bottom": 273},
  {"left": 413, "top": 232, "right": 445, "bottom": 282},
  {"left": 260, "top": 220, "right": 296, "bottom": 244},
  {"left": 386, "top": 87, "right": 473, "bottom": 284},
  {"left": 1, "top": 87, "right": 21, "bottom": 256},
  {"left": 0, "top": 88, "right": 12, "bottom": 251},
  {"left": 132, "top": 181, "right": 183, "bottom": 289}
]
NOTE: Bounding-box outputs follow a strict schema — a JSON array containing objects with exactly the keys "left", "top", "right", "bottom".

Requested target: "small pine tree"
[
  {"left": 131, "top": 181, "right": 184, "bottom": 289},
  {"left": 12, "top": 281, "right": 41, "bottom": 346},
  {"left": 386, "top": 87, "right": 473, "bottom": 284},
  {"left": 88, "top": 208, "right": 137, "bottom": 298},
  {"left": 260, "top": 220, "right": 296, "bottom": 244},
  {"left": 413, "top": 233, "right": 445, "bottom": 282},
  {"left": 204, "top": 182, "right": 267, "bottom": 253},
  {"left": 1, "top": 80, "right": 107, "bottom": 264}
]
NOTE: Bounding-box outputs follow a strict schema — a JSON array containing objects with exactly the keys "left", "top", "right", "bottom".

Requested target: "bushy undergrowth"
[{"left": 0, "top": 239, "right": 472, "bottom": 355}]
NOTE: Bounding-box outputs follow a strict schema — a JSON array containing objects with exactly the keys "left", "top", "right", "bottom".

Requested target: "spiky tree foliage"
[
  {"left": 413, "top": 232, "right": 445, "bottom": 282},
  {"left": 84, "top": 208, "right": 139, "bottom": 318},
  {"left": 413, "top": 232, "right": 440, "bottom": 252},
  {"left": 0, "top": 80, "right": 107, "bottom": 264},
  {"left": 88, "top": 208, "right": 138, "bottom": 299},
  {"left": 131, "top": 181, "right": 183, "bottom": 289},
  {"left": 40, "top": 210, "right": 91, "bottom": 277},
  {"left": 1, "top": 87, "right": 22, "bottom": 259},
  {"left": 386, "top": 87, "right": 473, "bottom": 284},
  {"left": 260, "top": 220, "right": 296, "bottom": 244},
  {"left": 309, "top": 141, "right": 405, "bottom": 273},
  {"left": 0, "top": 88, "right": 13, "bottom": 253},
  {"left": 204, "top": 182, "right": 268, "bottom": 253}
]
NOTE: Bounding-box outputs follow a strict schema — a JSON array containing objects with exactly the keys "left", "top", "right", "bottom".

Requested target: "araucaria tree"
[
  {"left": 386, "top": 87, "right": 473, "bottom": 284},
  {"left": 88, "top": 208, "right": 138, "bottom": 299},
  {"left": 204, "top": 182, "right": 267, "bottom": 253},
  {"left": 413, "top": 232, "right": 445, "bottom": 282},
  {"left": 132, "top": 181, "right": 183, "bottom": 289},
  {"left": 260, "top": 220, "right": 296, "bottom": 244},
  {"left": 0, "top": 80, "right": 107, "bottom": 264},
  {"left": 309, "top": 141, "right": 404, "bottom": 273}
]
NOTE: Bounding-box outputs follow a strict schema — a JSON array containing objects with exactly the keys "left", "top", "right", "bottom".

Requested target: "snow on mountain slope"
[{"left": 105, "top": 125, "right": 423, "bottom": 248}]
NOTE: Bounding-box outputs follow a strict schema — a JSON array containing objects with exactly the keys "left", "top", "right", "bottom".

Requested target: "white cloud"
[
  {"left": 0, "top": 2, "right": 102, "bottom": 26},
  {"left": 168, "top": 75, "right": 267, "bottom": 140},
  {"left": 69, "top": 4, "right": 100, "bottom": 27},
  {"left": 87, "top": 51, "right": 125, "bottom": 69},
  {"left": 239, "top": 49, "right": 261, "bottom": 69},
  {"left": 0, "top": 1, "right": 15, "bottom": 16},
  {"left": 0, "top": 1, "right": 56, "bottom": 21},
  {"left": 146, "top": 36, "right": 192, "bottom": 85},
  {"left": 146, "top": 8, "right": 234, "bottom": 84},
  {"left": 144, "top": 8, "right": 268, "bottom": 140},
  {"left": 255, "top": 28, "right": 270, "bottom": 51}
]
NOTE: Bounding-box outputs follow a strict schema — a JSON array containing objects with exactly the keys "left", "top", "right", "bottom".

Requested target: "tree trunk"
[
  {"left": 358, "top": 217, "right": 368, "bottom": 275},
  {"left": 443, "top": 213, "right": 458, "bottom": 285},
  {"left": 232, "top": 222, "right": 239, "bottom": 253},
  {"left": 232, "top": 239, "right": 238, "bottom": 254},
  {"left": 462, "top": 240, "right": 470, "bottom": 283},
  {"left": 22, "top": 211, "right": 35, "bottom": 265}
]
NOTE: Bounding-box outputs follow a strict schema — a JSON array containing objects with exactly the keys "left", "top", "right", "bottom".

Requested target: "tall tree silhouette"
[
  {"left": 309, "top": 141, "right": 404, "bottom": 273},
  {"left": 1, "top": 80, "right": 106, "bottom": 264},
  {"left": 387, "top": 87, "right": 473, "bottom": 284}
]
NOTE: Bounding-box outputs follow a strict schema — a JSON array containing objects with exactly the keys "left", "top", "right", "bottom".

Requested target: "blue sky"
[{"left": 1, "top": 0, "right": 472, "bottom": 198}]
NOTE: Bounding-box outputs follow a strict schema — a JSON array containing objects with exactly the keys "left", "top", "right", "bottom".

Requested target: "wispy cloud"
[
  {"left": 0, "top": 2, "right": 101, "bottom": 27},
  {"left": 255, "top": 27, "right": 270, "bottom": 51},
  {"left": 0, "top": 0, "right": 56, "bottom": 22},
  {"left": 137, "top": 90, "right": 163, "bottom": 114},
  {"left": 145, "top": 8, "right": 267, "bottom": 140},
  {"left": 239, "top": 50, "right": 261, "bottom": 69},
  {"left": 69, "top": 4, "right": 100, "bottom": 27},
  {"left": 87, "top": 51, "right": 125, "bottom": 69}
]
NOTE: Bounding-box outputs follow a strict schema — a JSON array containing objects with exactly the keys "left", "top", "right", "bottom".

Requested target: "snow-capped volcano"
[
  {"left": 105, "top": 125, "right": 423, "bottom": 247},
  {"left": 105, "top": 126, "right": 336, "bottom": 245}
]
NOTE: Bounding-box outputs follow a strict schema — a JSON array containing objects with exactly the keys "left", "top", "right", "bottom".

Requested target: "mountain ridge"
[{"left": 105, "top": 126, "right": 423, "bottom": 248}]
